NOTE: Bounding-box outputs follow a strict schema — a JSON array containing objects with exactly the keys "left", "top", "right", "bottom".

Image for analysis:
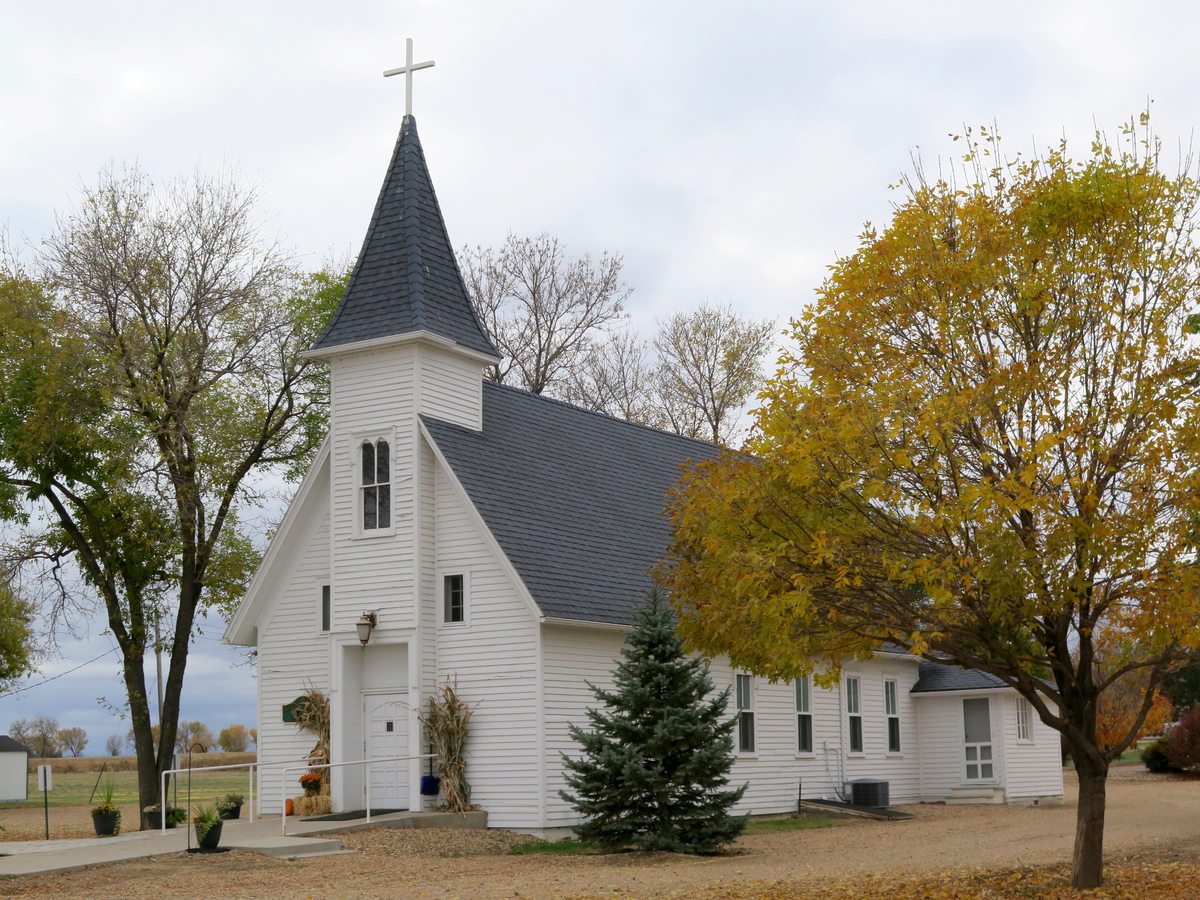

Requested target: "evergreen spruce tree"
[{"left": 560, "top": 589, "right": 746, "bottom": 853}]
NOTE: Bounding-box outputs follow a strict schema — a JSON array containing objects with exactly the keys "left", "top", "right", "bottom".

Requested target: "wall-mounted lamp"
[{"left": 356, "top": 611, "right": 377, "bottom": 645}]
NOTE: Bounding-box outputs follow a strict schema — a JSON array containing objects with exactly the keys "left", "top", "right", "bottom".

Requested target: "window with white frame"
[
  {"left": 796, "top": 675, "right": 813, "bottom": 753},
  {"left": 320, "top": 584, "right": 331, "bottom": 633},
  {"left": 1016, "top": 697, "right": 1032, "bottom": 742},
  {"left": 846, "top": 676, "right": 863, "bottom": 753},
  {"left": 884, "top": 678, "right": 900, "bottom": 753},
  {"left": 361, "top": 439, "right": 391, "bottom": 530},
  {"left": 443, "top": 574, "right": 465, "bottom": 624},
  {"left": 736, "top": 674, "right": 755, "bottom": 753}
]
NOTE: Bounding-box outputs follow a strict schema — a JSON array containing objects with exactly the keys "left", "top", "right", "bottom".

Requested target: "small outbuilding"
[{"left": 0, "top": 736, "right": 30, "bottom": 802}]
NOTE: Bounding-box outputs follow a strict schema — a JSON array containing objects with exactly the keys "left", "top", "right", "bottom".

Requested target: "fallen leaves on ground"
[{"left": 730, "top": 856, "right": 1200, "bottom": 900}]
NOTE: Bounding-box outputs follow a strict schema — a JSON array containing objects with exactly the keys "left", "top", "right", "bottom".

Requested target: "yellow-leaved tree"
[{"left": 661, "top": 117, "right": 1200, "bottom": 889}]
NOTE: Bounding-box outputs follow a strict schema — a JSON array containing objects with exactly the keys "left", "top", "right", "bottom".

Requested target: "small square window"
[
  {"left": 385, "top": 721, "right": 394, "bottom": 733},
  {"left": 444, "top": 574, "right": 465, "bottom": 624}
]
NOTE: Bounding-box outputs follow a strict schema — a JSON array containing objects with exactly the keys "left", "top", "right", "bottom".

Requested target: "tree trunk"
[{"left": 1071, "top": 753, "right": 1109, "bottom": 888}]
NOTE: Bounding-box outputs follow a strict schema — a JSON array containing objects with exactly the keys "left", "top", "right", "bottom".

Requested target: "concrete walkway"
[{"left": 0, "top": 810, "right": 486, "bottom": 878}]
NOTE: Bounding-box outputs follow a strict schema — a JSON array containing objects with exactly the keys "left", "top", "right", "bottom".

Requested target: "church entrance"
[{"left": 362, "top": 691, "right": 410, "bottom": 808}]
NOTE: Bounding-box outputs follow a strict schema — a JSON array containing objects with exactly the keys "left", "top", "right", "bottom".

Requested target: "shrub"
[
  {"left": 1167, "top": 705, "right": 1200, "bottom": 770},
  {"left": 1141, "top": 736, "right": 1179, "bottom": 773}
]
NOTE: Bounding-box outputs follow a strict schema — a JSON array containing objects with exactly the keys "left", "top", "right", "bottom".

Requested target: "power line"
[{"left": 0, "top": 647, "right": 119, "bottom": 700}]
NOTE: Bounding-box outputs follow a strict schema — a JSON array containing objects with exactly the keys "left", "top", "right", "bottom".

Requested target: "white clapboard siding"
[
  {"left": 329, "top": 348, "right": 418, "bottom": 631},
  {"left": 417, "top": 344, "right": 485, "bottom": 431},
  {"left": 831, "top": 662, "right": 923, "bottom": 803},
  {"left": 543, "top": 630, "right": 932, "bottom": 825},
  {"left": 915, "top": 691, "right": 1022, "bottom": 800},
  {"left": 999, "top": 694, "right": 1065, "bottom": 800},
  {"left": 433, "top": 461, "right": 541, "bottom": 831},
  {"left": 256, "top": 509, "right": 332, "bottom": 814},
  {"left": 542, "top": 624, "right": 626, "bottom": 827}
]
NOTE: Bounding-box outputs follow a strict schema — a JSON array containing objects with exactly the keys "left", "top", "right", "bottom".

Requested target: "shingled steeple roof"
[{"left": 312, "top": 116, "right": 500, "bottom": 357}]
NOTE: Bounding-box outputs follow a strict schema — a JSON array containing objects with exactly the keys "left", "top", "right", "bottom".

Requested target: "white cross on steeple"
[{"left": 383, "top": 38, "right": 435, "bottom": 118}]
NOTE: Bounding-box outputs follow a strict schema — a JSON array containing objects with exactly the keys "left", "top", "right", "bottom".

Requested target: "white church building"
[{"left": 223, "top": 113, "right": 1064, "bottom": 834}]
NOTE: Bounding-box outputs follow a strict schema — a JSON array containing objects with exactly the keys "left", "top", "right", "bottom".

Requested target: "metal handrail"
[
  {"left": 280, "top": 754, "right": 435, "bottom": 835},
  {"left": 159, "top": 756, "right": 314, "bottom": 831}
]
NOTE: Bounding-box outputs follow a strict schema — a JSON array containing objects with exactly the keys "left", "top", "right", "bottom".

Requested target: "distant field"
[
  {"left": 24, "top": 752, "right": 256, "bottom": 774},
  {"left": 5, "top": 753, "right": 259, "bottom": 809}
]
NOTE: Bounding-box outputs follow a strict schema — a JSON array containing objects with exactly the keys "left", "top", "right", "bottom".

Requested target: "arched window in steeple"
[{"left": 361, "top": 439, "right": 391, "bottom": 530}]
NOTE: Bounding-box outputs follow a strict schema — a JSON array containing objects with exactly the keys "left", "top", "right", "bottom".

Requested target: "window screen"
[
  {"left": 321, "top": 584, "right": 330, "bottom": 632},
  {"left": 964, "top": 698, "right": 991, "bottom": 743}
]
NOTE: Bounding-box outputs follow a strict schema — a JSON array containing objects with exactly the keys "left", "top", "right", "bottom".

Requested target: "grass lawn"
[
  {"left": 0, "top": 768, "right": 252, "bottom": 809},
  {"left": 1064, "top": 738, "right": 1155, "bottom": 767},
  {"left": 744, "top": 815, "right": 840, "bottom": 834}
]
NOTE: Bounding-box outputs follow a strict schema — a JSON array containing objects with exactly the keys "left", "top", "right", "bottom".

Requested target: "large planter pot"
[
  {"left": 92, "top": 812, "right": 120, "bottom": 837},
  {"left": 197, "top": 820, "right": 223, "bottom": 850},
  {"left": 218, "top": 804, "right": 241, "bottom": 821}
]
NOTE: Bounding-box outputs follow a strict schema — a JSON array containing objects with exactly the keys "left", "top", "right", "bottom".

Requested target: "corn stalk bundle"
[
  {"left": 420, "top": 679, "right": 474, "bottom": 812},
  {"left": 294, "top": 685, "right": 331, "bottom": 775}
]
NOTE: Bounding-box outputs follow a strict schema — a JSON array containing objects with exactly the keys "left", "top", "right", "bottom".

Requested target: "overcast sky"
[{"left": 2, "top": 0, "right": 1197, "bottom": 751}]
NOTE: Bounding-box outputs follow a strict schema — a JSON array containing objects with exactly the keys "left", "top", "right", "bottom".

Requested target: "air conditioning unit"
[{"left": 848, "top": 778, "right": 890, "bottom": 808}]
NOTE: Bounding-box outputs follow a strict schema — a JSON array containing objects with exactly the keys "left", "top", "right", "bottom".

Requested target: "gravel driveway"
[{"left": 2, "top": 767, "right": 1198, "bottom": 900}]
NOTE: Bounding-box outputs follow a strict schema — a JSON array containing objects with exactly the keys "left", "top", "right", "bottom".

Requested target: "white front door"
[
  {"left": 363, "top": 693, "right": 409, "bottom": 808},
  {"left": 963, "top": 697, "right": 995, "bottom": 781}
]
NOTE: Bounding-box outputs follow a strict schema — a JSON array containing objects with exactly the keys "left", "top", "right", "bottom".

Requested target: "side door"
[{"left": 962, "top": 697, "right": 995, "bottom": 781}]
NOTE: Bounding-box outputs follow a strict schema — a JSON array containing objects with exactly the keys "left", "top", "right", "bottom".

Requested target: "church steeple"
[{"left": 311, "top": 115, "right": 500, "bottom": 358}]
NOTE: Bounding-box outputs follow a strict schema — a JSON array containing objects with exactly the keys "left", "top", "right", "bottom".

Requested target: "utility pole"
[{"left": 155, "top": 614, "right": 164, "bottom": 725}]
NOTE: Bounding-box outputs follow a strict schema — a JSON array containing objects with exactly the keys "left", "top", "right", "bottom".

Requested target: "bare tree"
[
  {"left": 58, "top": 726, "right": 88, "bottom": 757},
  {"left": 105, "top": 733, "right": 123, "bottom": 756},
  {"left": 561, "top": 328, "right": 657, "bottom": 423},
  {"left": 0, "top": 164, "right": 338, "bottom": 826},
  {"left": 652, "top": 303, "right": 775, "bottom": 445},
  {"left": 459, "top": 233, "right": 631, "bottom": 394},
  {"left": 8, "top": 719, "right": 32, "bottom": 747}
]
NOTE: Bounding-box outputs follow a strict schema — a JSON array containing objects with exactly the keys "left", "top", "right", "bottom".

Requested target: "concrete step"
[
  {"left": 947, "top": 786, "right": 1005, "bottom": 805},
  {"left": 224, "top": 835, "right": 345, "bottom": 858}
]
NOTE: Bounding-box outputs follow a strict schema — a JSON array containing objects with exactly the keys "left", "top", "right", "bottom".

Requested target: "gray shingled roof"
[
  {"left": 313, "top": 116, "right": 499, "bottom": 357},
  {"left": 911, "top": 661, "right": 1012, "bottom": 693},
  {"left": 422, "top": 382, "right": 720, "bottom": 625},
  {"left": 0, "top": 735, "right": 29, "bottom": 754}
]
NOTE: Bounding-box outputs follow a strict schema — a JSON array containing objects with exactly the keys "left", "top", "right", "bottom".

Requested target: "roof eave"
[
  {"left": 540, "top": 615, "right": 634, "bottom": 632},
  {"left": 302, "top": 329, "right": 501, "bottom": 364},
  {"left": 222, "top": 437, "right": 331, "bottom": 646}
]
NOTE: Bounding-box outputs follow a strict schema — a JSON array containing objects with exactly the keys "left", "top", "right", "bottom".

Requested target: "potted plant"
[
  {"left": 144, "top": 804, "right": 188, "bottom": 828},
  {"left": 216, "top": 793, "right": 244, "bottom": 821},
  {"left": 91, "top": 780, "right": 121, "bottom": 837},
  {"left": 299, "top": 772, "right": 322, "bottom": 797},
  {"left": 192, "top": 803, "right": 223, "bottom": 850}
]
